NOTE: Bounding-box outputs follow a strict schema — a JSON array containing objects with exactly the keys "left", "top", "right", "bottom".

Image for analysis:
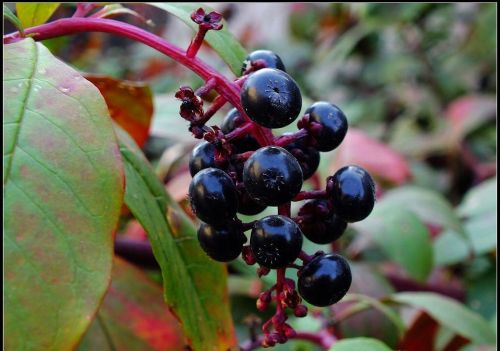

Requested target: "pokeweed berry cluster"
[
  {"left": 4, "top": 5, "right": 376, "bottom": 350},
  {"left": 182, "top": 20, "right": 376, "bottom": 347}
]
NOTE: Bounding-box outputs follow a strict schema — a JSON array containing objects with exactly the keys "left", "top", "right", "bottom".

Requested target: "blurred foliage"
[{"left": 10, "top": 3, "right": 495, "bottom": 350}]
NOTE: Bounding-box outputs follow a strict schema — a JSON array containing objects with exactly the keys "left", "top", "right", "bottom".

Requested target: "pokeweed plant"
[{"left": 4, "top": 3, "right": 496, "bottom": 351}]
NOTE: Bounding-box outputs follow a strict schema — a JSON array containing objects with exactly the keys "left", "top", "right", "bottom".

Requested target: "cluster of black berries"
[{"left": 188, "top": 50, "right": 375, "bottom": 309}]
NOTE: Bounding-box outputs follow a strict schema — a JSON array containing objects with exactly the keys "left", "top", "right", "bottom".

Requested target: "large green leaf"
[
  {"left": 330, "top": 337, "right": 392, "bottom": 351},
  {"left": 116, "top": 126, "right": 236, "bottom": 351},
  {"left": 15, "top": 3, "right": 60, "bottom": 28},
  {"left": 458, "top": 178, "right": 497, "bottom": 218},
  {"left": 380, "top": 186, "right": 466, "bottom": 237},
  {"left": 353, "top": 205, "right": 434, "bottom": 282},
  {"left": 390, "top": 292, "right": 496, "bottom": 344},
  {"left": 78, "top": 257, "right": 186, "bottom": 351},
  {"left": 150, "top": 3, "right": 247, "bottom": 76},
  {"left": 4, "top": 38, "right": 124, "bottom": 350}
]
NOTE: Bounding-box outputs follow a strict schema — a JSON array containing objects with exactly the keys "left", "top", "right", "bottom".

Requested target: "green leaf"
[
  {"left": 150, "top": 3, "right": 247, "bottom": 75},
  {"left": 116, "top": 126, "right": 237, "bottom": 351},
  {"left": 330, "top": 337, "right": 392, "bottom": 351},
  {"left": 15, "top": 3, "right": 60, "bottom": 28},
  {"left": 4, "top": 5, "right": 24, "bottom": 34},
  {"left": 390, "top": 292, "right": 496, "bottom": 344},
  {"left": 78, "top": 257, "right": 186, "bottom": 351},
  {"left": 458, "top": 178, "right": 497, "bottom": 218},
  {"left": 4, "top": 38, "right": 124, "bottom": 350},
  {"left": 380, "top": 186, "right": 467, "bottom": 237},
  {"left": 354, "top": 205, "right": 434, "bottom": 282}
]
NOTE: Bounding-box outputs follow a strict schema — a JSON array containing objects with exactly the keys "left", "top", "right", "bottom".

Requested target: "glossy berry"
[
  {"left": 250, "top": 215, "right": 303, "bottom": 269},
  {"left": 284, "top": 136, "right": 320, "bottom": 180},
  {"left": 220, "top": 108, "right": 260, "bottom": 152},
  {"left": 298, "top": 199, "right": 347, "bottom": 244},
  {"left": 241, "top": 68, "right": 302, "bottom": 128},
  {"left": 241, "top": 49, "right": 286, "bottom": 74},
  {"left": 237, "top": 184, "right": 267, "bottom": 215},
  {"left": 243, "top": 146, "right": 303, "bottom": 206},
  {"left": 189, "top": 141, "right": 218, "bottom": 176},
  {"left": 305, "top": 101, "right": 348, "bottom": 152},
  {"left": 329, "top": 165, "right": 375, "bottom": 222},
  {"left": 197, "top": 222, "right": 247, "bottom": 262},
  {"left": 189, "top": 168, "right": 238, "bottom": 225},
  {"left": 298, "top": 254, "right": 352, "bottom": 307}
]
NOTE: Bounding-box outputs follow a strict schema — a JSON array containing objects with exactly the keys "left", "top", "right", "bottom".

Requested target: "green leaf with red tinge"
[
  {"left": 150, "top": 3, "right": 247, "bottom": 76},
  {"left": 330, "top": 337, "right": 392, "bottom": 351},
  {"left": 85, "top": 75, "right": 154, "bottom": 147},
  {"left": 4, "top": 38, "right": 124, "bottom": 350},
  {"left": 15, "top": 2, "right": 60, "bottom": 28},
  {"left": 78, "top": 257, "right": 186, "bottom": 351},
  {"left": 390, "top": 292, "right": 496, "bottom": 345},
  {"left": 116, "top": 126, "right": 237, "bottom": 351}
]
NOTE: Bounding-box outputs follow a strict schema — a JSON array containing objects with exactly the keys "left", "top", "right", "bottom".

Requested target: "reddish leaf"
[
  {"left": 86, "top": 75, "right": 153, "bottom": 147},
  {"left": 398, "top": 312, "right": 439, "bottom": 351},
  {"left": 330, "top": 128, "right": 411, "bottom": 185},
  {"left": 78, "top": 257, "right": 186, "bottom": 351},
  {"left": 442, "top": 335, "right": 470, "bottom": 351},
  {"left": 445, "top": 95, "right": 496, "bottom": 145}
]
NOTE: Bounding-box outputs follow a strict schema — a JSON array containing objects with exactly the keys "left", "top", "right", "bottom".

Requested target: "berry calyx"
[
  {"left": 328, "top": 165, "right": 375, "bottom": 222},
  {"left": 188, "top": 168, "right": 238, "bottom": 225},
  {"left": 197, "top": 222, "right": 246, "bottom": 262},
  {"left": 241, "top": 68, "right": 302, "bottom": 129},
  {"left": 303, "top": 101, "right": 348, "bottom": 152},
  {"left": 243, "top": 146, "right": 303, "bottom": 206},
  {"left": 241, "top": 49, "right": 286, "bottom": 74},
  {"left": 298, "top": 253, "right": 352, "bottom": 307},
  {"left": 250, "top": 215, "right": 303, "bottom": 269}
]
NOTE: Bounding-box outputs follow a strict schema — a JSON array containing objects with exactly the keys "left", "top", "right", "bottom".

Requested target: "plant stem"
[
  {"left": 293, "top": 190, "right": 327, "bottom": 201},
  {"left": 3, "top": 17, "right": 274, "bottom": 146},
  {"left": 274, "top": 128, "right": 309, "bottom": 147},
  {"left": 186, "top": 27, "right": 208, "bottom": 58},
  {"left": 240, "top": 331, "right": 335, "bottom": 351}
]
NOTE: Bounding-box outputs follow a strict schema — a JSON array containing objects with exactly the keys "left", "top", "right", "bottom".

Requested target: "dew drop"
[
  {"left": 60, "top": 87, "right": 70, "bottom": 93},
  {"left": 38, "top": 68, "right": 47, "bottom": 74}
]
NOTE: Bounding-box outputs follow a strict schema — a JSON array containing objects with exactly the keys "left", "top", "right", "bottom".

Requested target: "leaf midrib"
[{"left": 4, "top": 40, "right": 38, "bottom": 186}]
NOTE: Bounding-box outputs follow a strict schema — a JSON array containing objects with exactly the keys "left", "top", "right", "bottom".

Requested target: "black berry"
[
  {"left": 241, "top": 50, "right": 286, "bottom": 74},
  {"left": 297, "top": 199, "right": 347, "bottom": 244},
  {"left": 189, "top": 168, "right": 238, "bottom": 225},
  {"left": 197, "top": 222, "right": 247, "bottom": 262},
  {"left": 305, "top": 102, "right": 348, "bottom": 152},
  {"left": 329, "top": 165, "right": 375, "bottom": 222},
  {"left": 189, "top": 141, "right": 218, "bottom": 176},
  {"left": 298, "top": 254, "right": 352, "bottom": 307},
  {"left": 221, "top": 108, "right": 260, "bottom": 152},
  {"left": 236, "top": 184, "right": 267, "bottom": 216},
  {"left": 243, "top": 146, "right": 303, "bottom": 206},
  {"left": 241, "top": 68, "right": 302, "bottom": 129},
  {"left": 284, "top": 136, "right": 320, "bottom": 180},
  {"left": 250, "top": 215, "right": 303, "bottom": 269}
]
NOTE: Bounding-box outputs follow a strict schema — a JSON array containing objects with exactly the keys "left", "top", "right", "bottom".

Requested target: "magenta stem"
[
  {"left": 196, "top": 95, "right": 227, "bottom": 125},
  {"left": 195, "top": 77, "right": 217, "bottom": 97},
  {"left": 293, "top": 190, "right": 327, "bottom": 201},
  {"left": 274, "top": 128, "right": 309, "bottom": 147},
  {"left": 3, "top": 17, "right": 274, "bottom": 146},
  {"left": 299, "top": 251, "right": 313, "bottom": 262},
  {"left": 224, "top": 123, "right": 254, "bottom": 141},
  {"left": 231, "top": 151, "right": 254, "bottom": 163},
  {"left": 186, "top": 27, "right": 208, "bottom": 58},
  {"left": 278, "top": 202, "right": 291, "bottom": 217},
  {"left": 240, "top": 330, "right": 335, "bottom": 351}
]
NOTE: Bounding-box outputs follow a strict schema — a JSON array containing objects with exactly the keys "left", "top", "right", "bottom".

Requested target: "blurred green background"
[{"left": 11, "top": 3, "right": 495, "bottom": 350}]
